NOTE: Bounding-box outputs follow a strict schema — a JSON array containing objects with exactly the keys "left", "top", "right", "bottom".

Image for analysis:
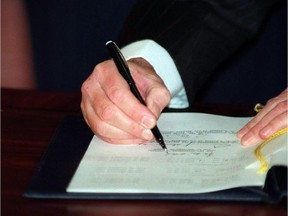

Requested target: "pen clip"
[{"left": 106, "top": 41, "right": 135, "bottom": 85}]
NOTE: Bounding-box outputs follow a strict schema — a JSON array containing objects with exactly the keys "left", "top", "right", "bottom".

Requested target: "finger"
[
  {"left": 91, "top": 82, "right": 154, "bottom": 141},
  {"left": 129, "top": 66, "right": 171, "bottom": 117},
  {"left": 240, "top": 111, "right": 288, "bottom": 147},
  {"left": 239, "top": 101, "right": 287, "bottom": 146},
  {"left": 237, "top": 94, "right": 287, "bottom": 139},
  {"left": 101, "top": 137, "right": 151, "bottom": 145},
  {"left": 237, "top": 104, "right": 277, "bottom": 139},
  {"left": 82, "top": 91, "right": 154, "bottom": 143},
  {"left": 259, "top": 111, "right": 288, "bottom": 139},
  {"left": 258, "top": 100, "right": 287, "bottom": 139},
  {"left": 88, "top": 105, "right": 152, "bottom": 143},
  {"left": 146, "top": 85, "right": 171, "bottom": 117}
]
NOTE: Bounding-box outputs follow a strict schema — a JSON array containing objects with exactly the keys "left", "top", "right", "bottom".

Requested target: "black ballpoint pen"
[{"left": 106, "top": 41, "right": 168, "bottom": 153}]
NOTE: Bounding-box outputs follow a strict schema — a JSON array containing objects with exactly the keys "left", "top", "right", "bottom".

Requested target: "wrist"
[{"left": 128, "top": 57, "right": 154, "bottom": 70}]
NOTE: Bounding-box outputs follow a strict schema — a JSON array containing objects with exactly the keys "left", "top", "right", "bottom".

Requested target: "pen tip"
[{"left": 164, "top": 148, "right": 168, "bottom": 154}]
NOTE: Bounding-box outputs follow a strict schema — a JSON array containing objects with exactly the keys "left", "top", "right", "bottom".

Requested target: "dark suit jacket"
[{"left": 119, "top": 0, "right": 287, "bottom": 105}]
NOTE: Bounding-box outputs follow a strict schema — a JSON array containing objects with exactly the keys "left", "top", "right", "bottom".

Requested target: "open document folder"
[
  {"left": 67, "top": 113, "right": 287, "bottom": 195},
  {"left": 24, "top": 113, "right": 287, "bottom": 202}
]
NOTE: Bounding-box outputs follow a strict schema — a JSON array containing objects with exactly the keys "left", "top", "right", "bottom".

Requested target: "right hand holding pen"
[{"left": 81, "top": 58, "right": 171, "bottom": 144}]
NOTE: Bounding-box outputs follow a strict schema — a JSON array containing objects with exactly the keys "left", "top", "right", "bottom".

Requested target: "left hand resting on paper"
[{"left": 237, "top": 88, "right": 288, "bottom": 146}]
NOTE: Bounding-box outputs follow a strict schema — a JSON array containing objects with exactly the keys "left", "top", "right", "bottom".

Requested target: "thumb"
[{"left": 146, "top": 85, "right": 171, "bottom": 118}]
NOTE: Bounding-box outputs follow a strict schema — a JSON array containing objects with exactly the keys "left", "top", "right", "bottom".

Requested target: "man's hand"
[
  {"left": 81, "top": 58, "right": 171, "bottom": 144},
  {"left": 237, "top": 88, "right": 288, "bottom": 146}
]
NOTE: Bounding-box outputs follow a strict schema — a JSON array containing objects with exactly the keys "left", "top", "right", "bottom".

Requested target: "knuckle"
[
  {"left": 153, "top": 86, "right": 171, "bottom": 104},
  {"left": 96, "top": 125, "right": 107, "bottom": 137},
  {"left": 87, "top": 116, "right": 110, "bottom": 138},
  {"left": 161, "top": 88, "right": 172, "bottom": 102},
  {"left": 266, "top": 98, "right": 276, "bottom": 107},
  {"left": 94, "top": 61, "right": 109, "bottom": 74},
  {"left": 245, "top": 119, "right": 258, "bottom": 130},
  {"left": 275, "top": 101, "right": 287, "bottom": 113},
  {"left": 279, "top": 112, "right": 288, "bottom": 124},
  {"left": 98, "top": 104, "right": 115, "bottom": 121},
  {"left": 266, "top": 97, "right": 275, "bottom": 103},
  {"left": 271, "top": 112, "right": 288, "bottom": 127},
  {"left": 267, "top": 121, "right": 278, "bottom": 130},
  {"left": 81, "top": 75, "right": 97, "bottom": 97},
  {"left": 131, "top": 123, "right": 141, "bottom": 134},
  {"left": 249, "top": 127, "right": 260, "bottom": 137},
  {"left": 81, "top": 79, "right": 90, "bottom": 94},
  {"left": 266, "top": 97, "right": 280, "bottom": 107},
  {"left": 107, "top": 86, "right": 124, "bottom": 103},
  {"left": 129, "top": 124, "right": 146, "bottom": 139},
  {"left": 93, "top": 61, "right": 112, "bottom": 81},
  {"left": 91, "top": 121, "right": 106, "bottom": 137}
]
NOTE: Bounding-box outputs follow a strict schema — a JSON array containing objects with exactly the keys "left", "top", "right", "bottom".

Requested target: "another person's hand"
[
  {"left": 81, "top": 58, "right": 171, "bottom": 144},
  {"left": 237, "top": 88, "right": 288, "bottom": 146}
]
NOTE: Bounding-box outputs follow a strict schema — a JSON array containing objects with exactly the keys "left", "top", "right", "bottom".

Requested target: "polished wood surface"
[{"left": 1, "top": 88, "right": 286, "bottom": 216}]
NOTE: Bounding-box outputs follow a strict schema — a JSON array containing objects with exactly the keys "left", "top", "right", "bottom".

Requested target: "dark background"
[{"left": 25, "top": 0, "right": 287, "bottom": 105}]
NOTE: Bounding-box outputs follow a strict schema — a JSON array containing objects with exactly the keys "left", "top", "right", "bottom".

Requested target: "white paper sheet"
[{"left": 67, "top": 113, "right": 287, "bottom": 194}]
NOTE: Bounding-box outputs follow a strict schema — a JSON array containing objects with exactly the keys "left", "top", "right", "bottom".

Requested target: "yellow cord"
[{"left": 254, "top": 128, "right": 288, "bottom": 174}]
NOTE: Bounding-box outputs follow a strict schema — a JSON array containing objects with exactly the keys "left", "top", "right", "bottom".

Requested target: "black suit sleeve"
[{"left": 119, "top": 0, "right": 282, "bottom": 104}]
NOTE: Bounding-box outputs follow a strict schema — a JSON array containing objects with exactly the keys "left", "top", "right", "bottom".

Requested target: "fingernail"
[
  {"left": 142, "top": 129, "right": 153, "bottom": 140},
  {"left": 141, "top": 116, "right": 155, "bottom": 128},
  {"left": 261, "top": 127, "right": 273, "bottom": 139},
  {"left": 241, "top": 133, "right": 257, "bottom": 146}
]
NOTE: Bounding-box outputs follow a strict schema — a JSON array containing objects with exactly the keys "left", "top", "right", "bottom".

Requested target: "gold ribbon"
[{"left": 254, "top": 128, "right": 288, "bottom": 174}]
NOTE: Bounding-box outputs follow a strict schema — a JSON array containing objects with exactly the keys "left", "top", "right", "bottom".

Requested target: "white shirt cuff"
[{"left": 121, "top": 39, "right": 189, "bottom": 109}]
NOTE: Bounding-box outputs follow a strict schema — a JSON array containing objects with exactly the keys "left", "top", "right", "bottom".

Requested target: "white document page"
[{"left": 67, "top": 113, "right": 287, "bottom": 194}]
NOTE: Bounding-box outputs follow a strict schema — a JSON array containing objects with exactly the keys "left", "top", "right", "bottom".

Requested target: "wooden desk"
[{"left": 1, "top": 88, "right": 286, "bottom": 216}]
